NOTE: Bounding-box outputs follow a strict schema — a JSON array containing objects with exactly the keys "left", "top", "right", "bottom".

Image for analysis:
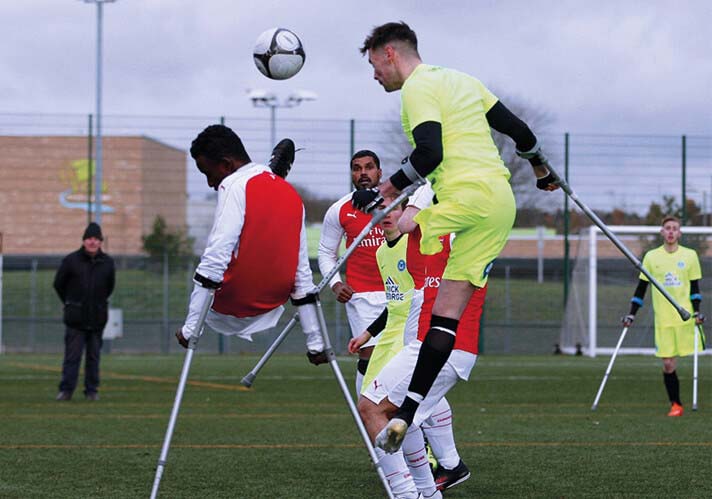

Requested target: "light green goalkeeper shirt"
[
  {"left": 640, "top": 245, "right": 702, "bottom": 327},
  {"left": 400, "top": 64, "right": 511, "bottom": 200}
]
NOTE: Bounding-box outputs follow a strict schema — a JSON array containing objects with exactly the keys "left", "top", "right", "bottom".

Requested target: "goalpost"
[{"left": 561, "top": 225, "right": 712, "bottom": 357}]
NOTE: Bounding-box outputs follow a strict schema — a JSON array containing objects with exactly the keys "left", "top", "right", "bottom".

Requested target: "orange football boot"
[{"left": 667, "top": 402, "right": 684, "bottom": 417}]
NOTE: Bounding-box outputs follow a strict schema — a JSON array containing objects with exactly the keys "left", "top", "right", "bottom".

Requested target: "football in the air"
[{"left": 253, "top": 28, "right": 305, "bottom": 80}]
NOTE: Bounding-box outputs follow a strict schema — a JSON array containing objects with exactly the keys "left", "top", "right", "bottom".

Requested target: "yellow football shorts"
[
  {"left": 655, "top": 323, "right": 702, "bottom": 358},
  {"left": 414, "top": 175, "right": 515, "bottom": 288}
]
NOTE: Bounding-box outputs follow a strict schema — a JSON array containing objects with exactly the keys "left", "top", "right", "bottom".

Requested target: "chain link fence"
[{"left": 0, "top": 113, "right": 710, "bottom": 354}]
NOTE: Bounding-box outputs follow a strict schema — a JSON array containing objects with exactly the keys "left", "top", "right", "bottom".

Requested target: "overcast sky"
[{"left": 1, "top": 0, "right": 710, "bottom": 135}]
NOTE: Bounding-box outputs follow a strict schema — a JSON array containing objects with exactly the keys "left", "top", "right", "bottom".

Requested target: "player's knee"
[
  {"left": 662, "top": 358, "right": 676, "bottom": 373},
  {"left": 357, "top": 396, "right": 375, "bottom": 421}
]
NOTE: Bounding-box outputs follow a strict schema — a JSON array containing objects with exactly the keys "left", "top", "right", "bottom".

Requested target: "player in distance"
[{"left": 622, "top": 216, "right": 705, "bottom": 417}]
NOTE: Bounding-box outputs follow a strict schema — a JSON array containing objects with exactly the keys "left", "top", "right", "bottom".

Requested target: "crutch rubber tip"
[{"left": 240, "top": 373, "right": 255, "bottom": 387}]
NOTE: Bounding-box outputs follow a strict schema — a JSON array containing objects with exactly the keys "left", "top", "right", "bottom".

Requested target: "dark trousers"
[{"left": 58, "top": 326, "right": 103, "bottom": 394}]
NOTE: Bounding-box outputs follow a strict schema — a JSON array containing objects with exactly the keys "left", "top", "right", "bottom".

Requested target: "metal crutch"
[
  {"left": 312, "top": 293, "right": 395, "bottom": 499},
  {"left": 693, "top": 323, "right": 704, "bottom": 411},
  {"left": 150, "top": 289, "right": 215, "bottom": 499},
  {"left": 240, "top": 181, "right": 425, "bottom": 387},
  {"left": 591, "top": 326, "right": 629, "bottom": 411},
  {"left": 547, "top": 165, "right": 690, "bottom": 321}
]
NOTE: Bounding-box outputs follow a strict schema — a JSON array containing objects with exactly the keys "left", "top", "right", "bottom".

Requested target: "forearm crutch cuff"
[
  {"left": 291, "top": 293, "right": 318, "bottom": 306},
  {"left": 193, "top": 272, "right": 222, "bottom": 289}
]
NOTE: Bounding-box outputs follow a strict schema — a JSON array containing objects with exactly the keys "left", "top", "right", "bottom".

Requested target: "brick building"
[{"left": 0, "top": 135, "right": 186, "bottom": 255}]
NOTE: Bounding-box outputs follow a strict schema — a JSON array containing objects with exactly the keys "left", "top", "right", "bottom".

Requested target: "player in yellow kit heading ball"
[{"left": 352, "top": 21, "right": 560, "bottom": 453}]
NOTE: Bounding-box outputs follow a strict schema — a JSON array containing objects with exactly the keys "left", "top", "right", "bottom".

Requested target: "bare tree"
[{"left": 490, "top": 92, "right": 554, "bottom": 209}]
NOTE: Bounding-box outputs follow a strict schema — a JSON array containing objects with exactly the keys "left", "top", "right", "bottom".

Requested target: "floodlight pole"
[
  {"left": 83, "top": 0, "right": 115, "bottom": 225},
  {"left": 249, "top": 91, "right": 316, "bottom": 146}
]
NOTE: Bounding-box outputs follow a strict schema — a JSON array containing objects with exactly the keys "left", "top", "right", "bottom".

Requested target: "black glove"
[
  {"left": 352, "top": 188, "right": 384, "bottom": 213},
  {"left": 621, "top": 314, "right": 635, "bottom": 327},
  {"left": 307, "top": 350, "right": 328, "bottom": 365},
  {"left": 536, "top": 172, "right": 557, "bottom": 191}
]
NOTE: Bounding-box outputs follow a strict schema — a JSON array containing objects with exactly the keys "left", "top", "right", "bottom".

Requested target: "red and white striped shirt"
[
  {"left": 183, "top": 163, "right": 312, "bottom": 335},
  {"left": 318, "top": 192, "right": 385, "bottom": 292}
]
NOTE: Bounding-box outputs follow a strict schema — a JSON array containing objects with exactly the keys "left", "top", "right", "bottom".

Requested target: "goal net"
[{"left": 561, "top": 225, "right": 712, "bottom": 357}]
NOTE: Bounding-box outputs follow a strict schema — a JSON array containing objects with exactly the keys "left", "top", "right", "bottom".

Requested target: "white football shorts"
[{"left": 362, "top": 340, "right": 477, "bottom": 427}]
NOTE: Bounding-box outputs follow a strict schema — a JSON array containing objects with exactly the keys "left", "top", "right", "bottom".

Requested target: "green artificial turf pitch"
[{"left": 0, "top": 353, "right": 710, "bottom": 498}]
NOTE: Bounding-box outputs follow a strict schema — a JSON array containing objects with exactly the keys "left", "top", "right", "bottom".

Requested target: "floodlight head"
[
  {"left": 247, "top": 89, "right": 277, "bottom": 107},
  {"left": 291, "top": 90, "right": 318, "bottom": 102},
  {"left": 286, "top": 90, "right": 318, "bottom": 106}
]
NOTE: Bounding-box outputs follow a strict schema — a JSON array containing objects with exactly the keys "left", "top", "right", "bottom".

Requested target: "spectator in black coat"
[{"left": 54, "top": 222, "right": 115, "bottom": 401}]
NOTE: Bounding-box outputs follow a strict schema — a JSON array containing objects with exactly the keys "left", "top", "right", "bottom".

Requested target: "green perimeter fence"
[
  {"left": 1, "top": 114, "right": 711, "bottom": 355},
  {"left": 1, "top": 253, "right": 571, "bottom": 355}
]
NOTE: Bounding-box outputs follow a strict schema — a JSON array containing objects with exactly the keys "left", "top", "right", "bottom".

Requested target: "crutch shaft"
[
  {"left": 150, "top": 289, "right": 214, "bottom": 498},
  {"left": 693, "top": 324, "right": 699, "bottom": 410},
  {"left": 591, "top": 327, "right": 628, "bottom": 411},
  {"left": 151, "top": 348, "right": 195, "bottom": 499},
  {"left": 548, "top": 165, "right": 690, "bottom": 321},
  {"left": 314, "top": 297, "right": 395, "bottom": 499},
  {"left": 240, "top": 314, "right": 300, "bottom": 387}
]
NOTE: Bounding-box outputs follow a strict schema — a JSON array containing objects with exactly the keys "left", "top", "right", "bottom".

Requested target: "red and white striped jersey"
[
  {"left": 418, "top": 234, "right": 486, "bottom": 354},
  {"left": 318, "top": 192, "right": 385, "bottom": 293}
]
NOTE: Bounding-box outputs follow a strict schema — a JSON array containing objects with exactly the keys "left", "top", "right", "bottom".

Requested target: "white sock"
[
  {"left": 402, "top": 425, "right": 437, "bottom": 496},
  {"left": 422, "top": 397, "right": 460, "bottom": 469},
  {"left": 375, "top": 447, "right": 417, "bottom": 497}
]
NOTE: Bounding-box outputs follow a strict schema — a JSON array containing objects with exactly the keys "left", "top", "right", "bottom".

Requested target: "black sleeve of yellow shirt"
[
  {"left": 485, "top": 101, "right": 537, "bottom": 152},
  {"left": 390, "top": 121, "right": 443, "bottom": 191}
]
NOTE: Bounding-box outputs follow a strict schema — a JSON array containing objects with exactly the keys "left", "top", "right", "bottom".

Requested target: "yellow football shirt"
[
  {"left": 400, "top": 63, "right": 510, "bottom": 199},
  {"left": 640, "top": 245, "right": 702, "bottom": 328}
]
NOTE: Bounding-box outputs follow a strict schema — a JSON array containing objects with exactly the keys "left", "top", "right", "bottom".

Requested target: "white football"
[{"left": 253, "top": 28, "right": 305, "bottom": 80}]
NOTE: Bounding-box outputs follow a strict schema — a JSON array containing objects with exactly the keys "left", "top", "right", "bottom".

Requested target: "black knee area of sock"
[
  {"left": 425, "top": 315, "right": 457, "bottom": 353},
  {"left": 663, "top": 370, "right": 681, "bottom": 404},
  {"left": 430, "top": 315, "right": 459, "bottom": 336},
  {"left": 357, "top": 358, "right": 369, "bottom": 376},
  {"left": 405, "top": 324, "right": 456, "bottom": 408}
]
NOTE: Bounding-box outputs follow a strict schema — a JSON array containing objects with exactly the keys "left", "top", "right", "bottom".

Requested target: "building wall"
[{"left": 0, "top": 136, "right": 186, "bottom": 255}]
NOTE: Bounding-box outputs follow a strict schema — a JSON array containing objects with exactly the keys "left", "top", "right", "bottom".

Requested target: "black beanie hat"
[{"left": 83, "top": 222, "right": 103, "bottom": 241}]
